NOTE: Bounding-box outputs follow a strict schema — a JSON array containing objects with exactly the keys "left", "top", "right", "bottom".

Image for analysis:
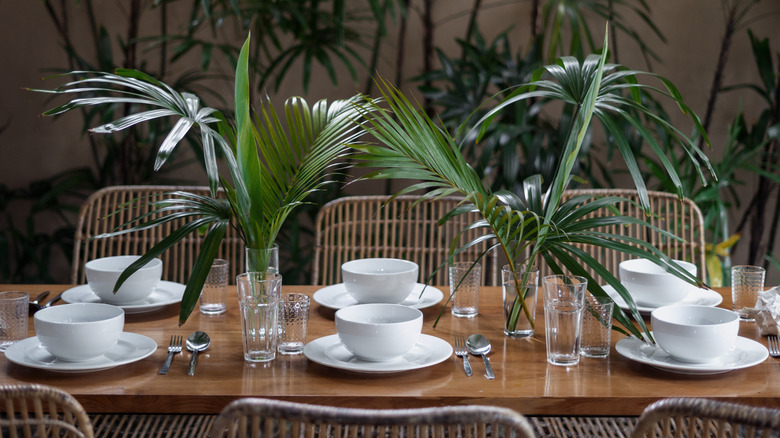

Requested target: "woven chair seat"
[{"left": 0, "top": 384, "right": 94, "bottom": 438}]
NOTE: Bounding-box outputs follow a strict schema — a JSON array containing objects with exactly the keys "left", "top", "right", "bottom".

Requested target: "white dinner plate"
[
  {"left": 4, "top": 333, "right": 157, "bottom": 373},
  {"left": 62, "top": 281, "right": 185, "bottom": 314},
  {"left": 303, "top": 334, "right": 452, "bottom": 373},
  {"left": 312, "top": 283, "right": 444, "bottom": 310},
  {"left": 615, "top": 335, "right": 768, "bottom": 375},
  {"left": 603, "top": 284, "right": 722, "bottom": 315}
]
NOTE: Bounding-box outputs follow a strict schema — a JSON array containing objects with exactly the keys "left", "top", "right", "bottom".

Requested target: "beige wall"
[{"left": 1, "top": 1, "right": 778, "bottom": 283}]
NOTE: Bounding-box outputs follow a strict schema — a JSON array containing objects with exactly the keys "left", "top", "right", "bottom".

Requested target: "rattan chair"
[
  {"left": 631, "top": 398, "right": 780, "bottom": 437},
  {"left": 0, "top": 384, "right": 94, "bottom": 438},
  {"left": 209, "top": 398, "right": 536, "bottom": 438},
  {"left": 312, "top": 195, "right": 499, "bottom": 286},
  {"left": 539, "top": 188, "right": 707, "bottom": 283},
  {"left": 72, "top": 185, "right": 246, "bottom": 285}
]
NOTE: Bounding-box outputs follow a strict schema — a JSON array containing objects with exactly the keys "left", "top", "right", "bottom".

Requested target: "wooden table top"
[{"left": 0, "top": 284, "right": 777, "bottom": 416}]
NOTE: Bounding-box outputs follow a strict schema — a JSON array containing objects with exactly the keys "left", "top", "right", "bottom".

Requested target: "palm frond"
[
  {"left": 356, "top": 26, "right": 711, "bottom": 340},
  {"left": 38, "top": 34, "right": 372, "bottom": 324}
]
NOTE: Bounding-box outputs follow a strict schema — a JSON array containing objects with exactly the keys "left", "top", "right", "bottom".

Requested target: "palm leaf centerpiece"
[
  {"left": 353, "top": 27, "right": 712, "bottom": 339},
  {"left": 34, "top": 35, "right": 368, "bottom": 324}
]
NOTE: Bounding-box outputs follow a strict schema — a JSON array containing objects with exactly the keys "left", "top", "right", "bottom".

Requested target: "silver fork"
[
  {"left": 159, "top": 335, "right": 183, "bottom": 375},
  {"left": 768, "top": 335, "right": 780, "bottom": 358},
  {"left": 454, "top": 336, "right": 473, "bottom": 377}
]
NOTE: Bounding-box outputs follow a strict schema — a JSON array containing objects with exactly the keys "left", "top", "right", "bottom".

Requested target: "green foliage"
[
  {"left": 36, "top": 35, "right": 369, "bottom": 324},
  {"left": 645, "top": 30, "right": 780, "bottom": 285},
  {"left": 540, "top": 0, "right": 665, "bottom": 66},
  {"left": 168, "top": 0, "right": 398, "bottom": 93},
  {"left": 355, "top": 28, "right": 710, "bottom": 339},
  {"left": 418, "top": 0, "right": 670, "bottom": 197},
  {"left": 0, "top": 170, "right": 93, "bottom": 283}
]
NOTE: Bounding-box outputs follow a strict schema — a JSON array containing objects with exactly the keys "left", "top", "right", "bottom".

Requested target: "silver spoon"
[
  {"left": 28, "top": 290, "right": 50, "bottom": 314},
  {"left": 466, "top": 334, "right": 495, "bottom": 380},
  {"left": 185, "top": 331, "right": 211, "bottom": 376}
]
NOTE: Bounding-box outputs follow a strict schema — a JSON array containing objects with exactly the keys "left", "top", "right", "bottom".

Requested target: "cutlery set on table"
[{"left": 454, "top": 334, "right": 494, "bottom": 379}]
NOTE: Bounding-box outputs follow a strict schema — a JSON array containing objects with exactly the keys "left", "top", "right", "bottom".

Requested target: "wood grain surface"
[{"left": 1, "top": 284, "right": 777, "bottom": 415}]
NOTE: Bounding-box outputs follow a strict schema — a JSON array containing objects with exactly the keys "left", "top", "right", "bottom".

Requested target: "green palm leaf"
[
  {"left": 356, "top": 26, "right": 711, "bottom": 340},
  {"left": 38, "top": 34, "right": 372, "bottom": 324}
]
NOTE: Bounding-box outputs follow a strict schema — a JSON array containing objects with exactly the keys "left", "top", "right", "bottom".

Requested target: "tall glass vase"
[
  {"left": 502, "top": 264, "right": 539, "bottom": 338},
  {"left": 245, "top": 245, "right": 279, "bottom": 274}
]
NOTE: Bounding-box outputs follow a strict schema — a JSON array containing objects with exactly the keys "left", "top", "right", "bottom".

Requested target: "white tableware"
[
  {"left": 312, "top": 283, "right": 443, "bottom": 310},
  {"left": 61, "top": 281, "right": 185, "bottom": 314},
  {"left": 5, "top": 333, "right": 156, "bottom": 373},
  {"left": 303, "top": 334, "right": 452, "bottom": 373},
  {"left": 34, "top": 303, "right": 124, "bottom": 362},
  {"left": 651, "top": 305, "right": 739, "bottom": 363},
  {"left": 335, "top": 304, "right": 422, "bottom": 362},
  {"left": 603, "top": 284, "right": 722, "bottom": 315},
  {"left": 85, "top": 256, "right": 163, "bottom": 305},
  {"left": 341, "top": 258, "right": 418, "bottom": 304},
  {"left": 615, "top": 335, "right": 768, "bottom": 375},
  {"left": 619, "top": 258, "right": 697, "bottom": 307}
]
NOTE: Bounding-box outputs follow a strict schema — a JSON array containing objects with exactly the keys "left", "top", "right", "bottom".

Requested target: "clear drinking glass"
[
  {"left": 278, "top": 293, "right": 310, "bottom": 355},
  {"left": 731, "top": 265, "right": 765, "bottom": 321},
  {"left": 449, "top": 262, "right": 481, "bottom": 318},
  {"left": 237, "top": 272, "right": 282, "bottom": 362},
  {"left": 580, "top": 294, "right": 613, "bottom": 358},
  {"left": 502, "top": 265, "right": 539, "bottom": 338},
  {"left": 542, "top": 275, "right": 587, "bottom": 366},
  {"left": 0, "top": 291, "right": 29, "bottom": 351},
  {"left": 200, "top": 259, "right": 229, "bottom": 315}
]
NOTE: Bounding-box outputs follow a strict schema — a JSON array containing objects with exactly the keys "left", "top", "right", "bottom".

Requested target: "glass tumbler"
[
  {"left": 542, "top": 275, "right": 587, "bottom": 366},
  {"left": 0, "top": 291, "right": 29, "bottom": 351},
  {"left": 200, "top": 259, "right": 229, "bottom": 315},
  {"left": 449, "top": 262, "right": 481, "bottom": 318},
  {"left": 278, "top": 293, "right": 310, "bottom": 355},
  {"left": 731, "top": 265, "right": 765, "bottom": 321},
  {"left": 580, "top": 294, "right": 613, "bottom": 358},
  {"left": 237, "top": 272, "right": 282, "bottom": 362}
]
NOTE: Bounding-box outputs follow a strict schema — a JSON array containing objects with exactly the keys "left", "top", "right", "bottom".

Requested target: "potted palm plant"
[
  {"left": 34, "top": 35, "right": 368, "bottom": 324},
  {"left": 353, "top": 27, "right": 714, "bottom": 339}
]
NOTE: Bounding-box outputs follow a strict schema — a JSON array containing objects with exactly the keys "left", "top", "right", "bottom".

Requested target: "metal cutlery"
[
  {"left": 159, "top": 335, "right": 183, "bottom": 375},
  {"left": 453, "top": 335, "right": 472, "bottom": 377},
  {"left": 768, "top": 335, "right": 780, "bottom": 358},
  {"left": 28, "top": 291, "right": 50, "bottom": 314},
  {"left": 43, "top": 291, "right": 65, "bottom": 308},
  {"left": 186, "top": 331, "right": 211, "bottom": 376},
  {"left": 467, "top": 334, "right": 495, "bottom": 380}
]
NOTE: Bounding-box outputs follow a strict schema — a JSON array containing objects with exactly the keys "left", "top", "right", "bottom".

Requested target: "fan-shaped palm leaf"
[
  {"left": 355, "top": 27, "right": 711, "bottom": 339},
  {"left": 37, "top": 34, "right": 371, "bottom": 324},
  {"left": 473, "top": 56, "right": 714, "bottom": 211}
]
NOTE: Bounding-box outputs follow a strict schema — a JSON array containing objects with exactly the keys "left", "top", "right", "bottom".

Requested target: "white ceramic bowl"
[
  {"left": 34, "top": 303, "right": 125, "bottom": 362},
  {"left": 651, "top": 305, "right": 739, "bottom": 363},
  {"left": 619, "top": 258, "right": 697, "bottom": 307},
  {"left": 335, "top": 303, "right": 423, "bottom": 362},
  {"left": 85, "top": 256, "right": 162, "bottom": 304},
  {"left": 341, "top": 258, "right": 419, "bottom": 304}
]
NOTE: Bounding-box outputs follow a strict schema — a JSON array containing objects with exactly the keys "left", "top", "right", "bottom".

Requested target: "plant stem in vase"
[
  {"left": 502, "top": 265, "right": 539, "bottom": 337},
  {"left": 245, "top": 245, "right": 279, "bottom": 274}
]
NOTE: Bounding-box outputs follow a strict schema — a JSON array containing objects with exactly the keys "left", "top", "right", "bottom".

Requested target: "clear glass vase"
[
  {"left": 501, "top": 264, "right": 539, "bottom": 338},
  {"left": 244, "top": 245, "right": 279, "bottom": 274}
]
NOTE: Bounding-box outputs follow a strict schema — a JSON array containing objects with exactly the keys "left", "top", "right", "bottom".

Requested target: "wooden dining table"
[{"left": 0, "top": 284, "right": 778, "bottom": 416}]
